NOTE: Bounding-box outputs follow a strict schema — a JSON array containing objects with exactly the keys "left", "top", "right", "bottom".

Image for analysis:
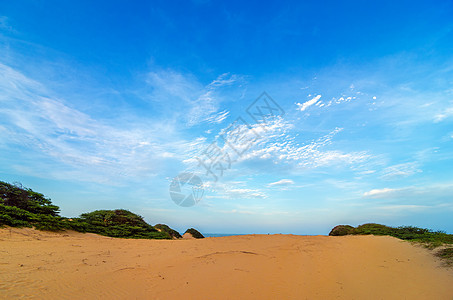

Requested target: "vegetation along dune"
[{"left": 1, "top": 181, "right": 453, "bottom": 299}]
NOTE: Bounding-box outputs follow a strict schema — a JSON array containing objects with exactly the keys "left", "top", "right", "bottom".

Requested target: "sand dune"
[{"left": 1, "top": 227, "right": 452, "bottom": 299}]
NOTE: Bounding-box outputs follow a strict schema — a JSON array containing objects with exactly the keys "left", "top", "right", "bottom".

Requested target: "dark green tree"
[{"left": 0, "top": 181, "right": 59, "bottom": 216}]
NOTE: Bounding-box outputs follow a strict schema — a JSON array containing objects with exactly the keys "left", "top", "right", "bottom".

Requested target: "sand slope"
[{"left": 1, "top": 227, "right": 452, "bottom": 299}]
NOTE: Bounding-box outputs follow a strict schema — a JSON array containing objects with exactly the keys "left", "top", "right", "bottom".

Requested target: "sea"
[{"left": 203, "top": 233, "right": 248, "bottom": 237}]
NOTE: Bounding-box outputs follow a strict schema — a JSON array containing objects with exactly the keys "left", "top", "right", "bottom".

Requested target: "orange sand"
[{"left": 1, "top": 227, "right": 452, "bottom": 299}]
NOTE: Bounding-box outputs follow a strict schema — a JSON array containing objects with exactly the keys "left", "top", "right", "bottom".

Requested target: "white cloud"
[
  {"left": 227, "top": 188, "right": 267, "bottom": 199},
  {"left": 362, "top": 183, "right": 453, "bottom": 203},
  {"left": 178, "top": 95, "right": 371, "bottom": 182},
  {"left": 145, "top": 70, "right": 242, "bottom": 127},
  {"left": 208, "top": 73, "right": 240, "bottom": 87},
  {"left": 358, "top": 184, "right": 453, "bottom": 218},
  {"left": 434, "top": 107, "right": 453, "bottom": 123},
  {"left": 268, "top": 179, "right": 295, "bottom": 187},
  {"left": 145, "top": 69, "right": 202, "bottom": 107},
  {"left": 296, "top": 95, "right": 321, "bottom": 111},
  {"left": 183, "top": 73, "right": 241, "bottom": 126},
  {"left": 185, "top": 73, "right": 240, "bottom": 126},
  {"left": 238, "top": 125, "right": 369, "bottom": 169},
  {"left": 358, "top": 170, "right": 376, "bottom": 175},
  {"left": 380, "top": 162, "right": 422, "bottom": 179},
  {"left": 202, "top": 181, "right": 267, "bottom": 199},
  {"left": 203, "top": 109, "right": 229, "bottom": 124},
  {"left": 179, "top": 113, "right": 371, "bottom": 177},
  {"left": 325, "top": 96, "right": 356, "bottom": 107},
  {"left": 0, "top": 63, "right": 251, "bottom": 186},
  {"left": 0, "top": 63, "right": 209, "bottom": 184},
  {"left": 363, "top": 188, "right": 398, "bottom": 198}
]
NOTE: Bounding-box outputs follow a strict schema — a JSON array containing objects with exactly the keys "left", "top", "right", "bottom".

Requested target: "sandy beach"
[{"left": 1, "top": 227, "right": 452, "bottom": 299}]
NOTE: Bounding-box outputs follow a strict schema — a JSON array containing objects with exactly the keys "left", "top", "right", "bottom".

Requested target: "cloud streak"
[
  {"left": 380, "top": 162, "right": 422, "bottom": 180},
  {"left": 0, "top": 63, "right": 214, "bottom": 184},
  {"left": 268, "top": 179, "right": 295, "bottom": 187},
  {"left": 434, "top": 107, "right": 453, "bottom": 123},
  {"left": 296, "top": 95, "right": 321, "bottom": 111},
  {"left": 145, "top": 70, "right": 242, "bottom": 127},
  {"left": 363, "top": 188, "right": 398, "bottom": 198}
]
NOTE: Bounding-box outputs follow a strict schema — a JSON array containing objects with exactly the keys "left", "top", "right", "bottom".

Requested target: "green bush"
[
  {"left": 154, "top": 224, "right": 182, "bottom": 239},
  {"left": 63, "top": 219, "right": 89, "bottom": 233},
  {"left": 329, "top": 225, "right": 355, "bottom": 236},
  {"left": 0, "top": 181, "right": 174, "bottom": 239},
  {"left": 33, "top": 215, "right": 66, "bottom": 231},
  {"left": 329, "top": 223, "right": 453, "bottom": 250},
  {"left": 0, "top": 203, "right": 64, "bottom": 230},
  {"left": 77, "top": 209, "right": 171, "bottom": 239},
  {"left": 354, "top": 223, "right": 394, "bottom": 235},
  {"left": 184, "top": 228, "right": 204, "bottom": 239}
]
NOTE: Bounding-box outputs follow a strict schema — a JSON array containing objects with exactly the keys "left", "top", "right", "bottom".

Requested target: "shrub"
[
  {"left": 0, "top": 181, "right": 173, "bottom": 239},
  {"left": 0, "top": 203, "right": 64, "bottom": 230},
  {"left": 329, "top": 223, "right": 453, "bottom": 250},
  {"left": 154, "top": 224, "right": 182, "bottom": 239},
  {"left": 434, "top": 248, "right": 453, "bottom": 266},
  {"left": 77, "top": 209, "right": 171, "bottom": 239},
  {"left": 354, "top": 223, "right": 395, "bottom": 235},
  {"left": 329, "top": 225, "right": 355, "bottom": 236},
  {"left": 184, "top": 228, "right": 204, "bottom": 239}
]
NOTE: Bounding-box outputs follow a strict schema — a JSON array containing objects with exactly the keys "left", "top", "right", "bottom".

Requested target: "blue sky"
[{"left": 1, "top": 0, "right": 453, "bottom": 234}]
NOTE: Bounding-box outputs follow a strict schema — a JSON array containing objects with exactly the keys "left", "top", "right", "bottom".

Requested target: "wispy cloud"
[
  {"left": 380, "top": 162, "right": 422, "bottom": 180},
  {"left": 227, "top": 188, "right": 267, "bottom": 199},
  {"left": 0, "top": 63, "right": 211, "bottom": 183},
  {"left": 201, "top": 109, "right": 230, "bottom": 124},
  {"left": 186, "top": 73, "right": 241, "bottom": 126},
  {"left": 322, "top": 95, "right": 357, "bottom": 107},
  {"left": 362, "top": 183, "right": 453, "bottom": 205},
  {"left": 363, "top": 188, "right": 399, "bottom": 198},
  {"left": 296, "top": 94, "right": 321, "bottom": 111},
  {"left": 203, "top": 181, "right": 267, "bottom": 199},
  {"left": 295, "top": 92, "right": 359, "bottom": 113},
  {"left": 146, "top": 70, "right": 242, "bottom": 127},
  {"left": 238, "top": 124, "right": 369, "bottom": 170},
  {"left": 146, "top": 69, "right": 201, "bottom": 102},
  {"left": 268, "top": 179, "right": 294, "bottom": 187},
  {"left": 183, "top": 113, "right": 372, "bottom": 179},
  {"left": 434, "top": 107, "right": 453, "bottom": 123}
]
